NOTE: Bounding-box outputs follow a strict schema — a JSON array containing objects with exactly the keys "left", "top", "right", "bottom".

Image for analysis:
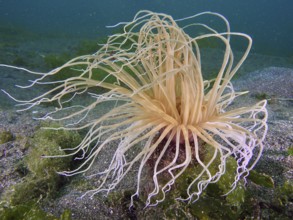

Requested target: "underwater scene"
[{"left": 0, "top": 0, "right": 292, "bottom": 219}]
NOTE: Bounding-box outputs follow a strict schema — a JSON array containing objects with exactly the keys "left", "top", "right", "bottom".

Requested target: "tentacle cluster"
[{"left": 1, "top": 10, "right": 267, "bottom": 206}]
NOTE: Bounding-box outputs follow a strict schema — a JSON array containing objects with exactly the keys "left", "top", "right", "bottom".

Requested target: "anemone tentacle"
[{"left": 1, "top": 10, "right": 267, "bottom": 206}]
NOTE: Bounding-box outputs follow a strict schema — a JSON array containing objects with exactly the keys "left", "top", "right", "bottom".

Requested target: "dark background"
[{"left": 0, "top": 0, "right": 292, "bottom": 57}]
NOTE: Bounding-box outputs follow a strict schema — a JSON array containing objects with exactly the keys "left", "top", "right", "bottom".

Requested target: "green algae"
[
  {"left": 44, "top": 54, "right": 72, "bottom": 69},
  {"left": 288, "top": 146, "right": 293, "bottom": 156},
  {"left": 0, "top": 202, "right": 71, "bottom": 220},
  {"left": 11, "top": 55, "right": 28, "bottom": 66},
  {"left": 25, "top": 123, "right": 81, "bottom": 180},
  {"left": 0, "top": 130, "right": 14, "bottom": 144},
  {"left": 144, "top": 145, "right": 247, "bottom": 219},
  {"left": 105, "top": 143, "right": 248, "bottom": 219},
  {"left": 0, "top": 123, "right": 79, "bottom": 220},
  {"left": 0, "top": 203, "right": 56, "bottom": 220},
  {"left": 248, "top": 170, "right": 275, "bottom": 188},
  {"left": 162, "top": 155, "right": 246, "bottom": 219},
  {"left": 1, "top": 122, "right": 81, "bottom": 217},
  {"left": 277, "top": 181, "right": 293, "bottom": 206},
  {"left": 254, "top": 92, "right": 271, "bottom": 101},
  {"left": 74, "top": 39, "right": 105, "bottom": 56},
  {"left": 242, "top": 180, "right": 293, "bottom": 219},
  {"left": 59, "top": 209, "right": 72, "bottom": 220}
]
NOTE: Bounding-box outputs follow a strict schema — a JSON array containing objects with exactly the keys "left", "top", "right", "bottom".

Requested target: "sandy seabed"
[{"left": 0, "top": 37, "right": 292, "bottom": 219}]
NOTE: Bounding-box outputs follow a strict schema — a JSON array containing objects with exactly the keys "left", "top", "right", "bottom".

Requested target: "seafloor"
[{"left": 0, "top": 29, "right": 292, "bottom": 219}]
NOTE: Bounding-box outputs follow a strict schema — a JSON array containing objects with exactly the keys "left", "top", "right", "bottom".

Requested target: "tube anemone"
[{"left": 1, "top": 10, "right": 267, "bottom": 206}]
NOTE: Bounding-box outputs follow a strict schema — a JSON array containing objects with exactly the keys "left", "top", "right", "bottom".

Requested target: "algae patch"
[
  {"left": 248, "top": 170, "right": 275, "bottom": 188},
  {"left": 0, "top": 123, "right": 81, "bottom": 219},
  {"left": 0, "top": 202, "right": 71, "bottom": 220},
  {"left": 0, "top": 130, "right": 14, "bottom": 144}
]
